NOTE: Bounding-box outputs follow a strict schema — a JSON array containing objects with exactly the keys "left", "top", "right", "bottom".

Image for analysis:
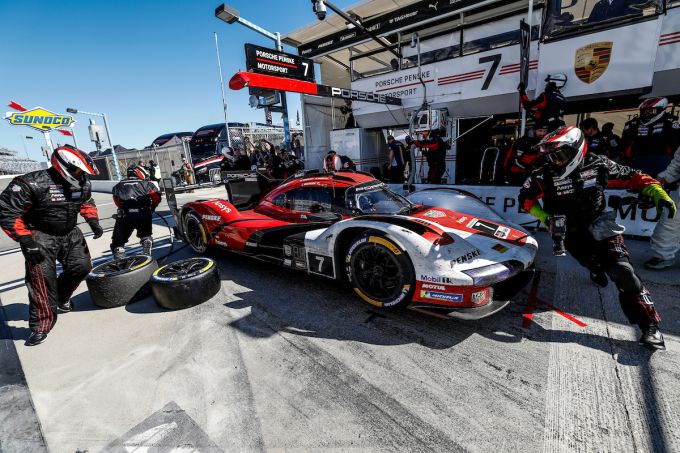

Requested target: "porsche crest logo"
[{"left": 574, "top": 42, "right": 613, "bottom": 84}]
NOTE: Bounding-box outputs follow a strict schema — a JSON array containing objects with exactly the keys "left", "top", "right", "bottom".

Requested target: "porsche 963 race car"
[{"left": 166, "top": 170, "right": 537, "bottom": 319}]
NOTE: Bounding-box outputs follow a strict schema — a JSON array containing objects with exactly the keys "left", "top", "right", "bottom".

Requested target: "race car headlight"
[
  {"left": 462, "top": 261, "right": 524, "bottom": 287},
  {"left": 196, "top": 167, "right": 208, "bottom": 174}
]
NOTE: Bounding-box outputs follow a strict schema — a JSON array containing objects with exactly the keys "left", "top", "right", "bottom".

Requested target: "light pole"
[
  {"left": 214, "top": 32, "right": 232, "bottom": 148},
  {"left": 215, "top": 3, "right": 291, "bottom": 152},
  {"left": 66, "top": 108, "right": 121, "bottom": 180}
]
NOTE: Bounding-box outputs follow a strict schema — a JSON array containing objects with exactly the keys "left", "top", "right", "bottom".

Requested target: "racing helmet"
[
  {"left": 535, "top": 126, "right": 587, "bottom": 178},
  {"left": 545, "top": 73, "right": 567, "bottom": 90},
  {"left": 127, "top": 164, "right": 149, "bottom": 180},
  {"left": 323, "top": 151, "right": 342, "bottom": 173},
  {"left": 50, "top": 145, "right": 99, "bottom": 187},
  {"left": 639, "top": 97, "right": 668, "bottom": 124}
]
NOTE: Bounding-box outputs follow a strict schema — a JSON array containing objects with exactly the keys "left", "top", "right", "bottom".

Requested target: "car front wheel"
[
  {"left": 345, "top": 233, "right": 414, "bottom": 309},
  {"left": 183, "top": 211, "right": 208, "bottom": 254}
]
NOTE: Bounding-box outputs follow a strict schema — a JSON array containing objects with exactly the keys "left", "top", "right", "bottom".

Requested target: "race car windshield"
[{"left": 347, "top": 183, "right": 413, "bottom": 215}]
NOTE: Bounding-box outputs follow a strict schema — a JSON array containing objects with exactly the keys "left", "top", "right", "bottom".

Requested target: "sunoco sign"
[{"left": 5, "top": 107, "right": 74, "bottom": 132}]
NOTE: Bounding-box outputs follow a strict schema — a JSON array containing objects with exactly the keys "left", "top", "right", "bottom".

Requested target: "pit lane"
[{"left": 0, "top": 189, "right": 679, "bottom": 452}]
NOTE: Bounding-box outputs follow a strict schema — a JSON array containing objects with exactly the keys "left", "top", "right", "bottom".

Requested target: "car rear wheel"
[
  {"left": 86, "top": 255, "right": 158, "bottom": 308},
  {"left": 345, "top": 233, "right": 414, "bottom": 309},
  {"left": 183, "top": 211, "right": 208, "bottom": 254},
  {"left": 150, "top": 257, "right": 221, "bottom": 310}
]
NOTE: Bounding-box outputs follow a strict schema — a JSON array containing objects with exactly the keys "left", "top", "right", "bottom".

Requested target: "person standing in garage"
[
  {"left": 110, "top": 164, "right": 162, "bottom": 260},
  {"left": 414, "top": 128, "right": 447, "bottom": 184},
  {"left": 0, "top": 145, "right": 103, "bottom": 346}
]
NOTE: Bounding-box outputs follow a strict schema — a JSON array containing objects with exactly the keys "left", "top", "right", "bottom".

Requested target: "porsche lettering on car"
[{"left": 169, "top": 170, "right": 537, "bottom": 319}]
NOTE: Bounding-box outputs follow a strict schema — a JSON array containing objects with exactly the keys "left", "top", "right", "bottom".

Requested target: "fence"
[
  {"left": 92, "top": 142, "right": 188, "bottom": 181},
  {"left": 0, "top": 155, "right": 43, "bottom": 175}
]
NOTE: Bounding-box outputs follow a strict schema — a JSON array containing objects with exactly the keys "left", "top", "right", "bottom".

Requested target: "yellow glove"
[
  {"left": 642, "top": 184, "right": 677, "bottom": 219},
  {"left": 529, "top": 205, "right": 551, "bottom": 227}
]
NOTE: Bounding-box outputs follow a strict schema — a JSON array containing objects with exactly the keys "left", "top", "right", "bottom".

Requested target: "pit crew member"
[
  {"left": 0, "top": 146, "right": 103, "bottom": 346},
  {"left": 414, "top": 128, "right": 447, "bottom": 184},
  {"left": 621, "top": 97, "right": 680, "bottom": 176},
  {"left": 519, "top": 126, "right": 676, "bottom": 350},
  {"left": 518, "top": 74, "right": 567, "bottom": 132},
  {"left": 645, "top": 145, "right": 680, "bottom": 269},
  {"left": 324, "top": 150, "right": 356, "bottom": 172},
  {"left": 503, "top": 122, "right": 548, "bottom": 185},
  {"left": 110, "top": 164, "right": 162, "bottom": 259}
]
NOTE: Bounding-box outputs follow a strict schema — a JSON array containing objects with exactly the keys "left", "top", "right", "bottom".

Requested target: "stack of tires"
[{"left": 86, "top": 256, "right": 221, "bottom": 310}]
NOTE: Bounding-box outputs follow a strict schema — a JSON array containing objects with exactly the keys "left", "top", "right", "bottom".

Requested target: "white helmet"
[
  {"left": 51, "top": 145, "right": 99, "bottom": 187},
  {"left": 545, "top": 73, "right": 567, "bottom": 90},
  {"left": 639, "top": 97, "right": 668, "bottom": 125},
  {"left": 535, "top": 126, "right": 587, "bottom": 178}
]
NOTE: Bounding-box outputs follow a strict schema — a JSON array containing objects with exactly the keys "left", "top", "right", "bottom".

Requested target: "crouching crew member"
[
  {"left": 519, "top": 126, "right": 675, "bottom": 350},
  {"left": 0, "top": 146, "right": 103, "bottom": 346},
  {"left": 110, "top": 164, "right": 162, "bottom": 259}
]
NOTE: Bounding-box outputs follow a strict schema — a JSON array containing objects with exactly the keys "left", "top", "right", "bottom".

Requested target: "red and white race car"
[{"left": 170, "top": 170, "right": 537, "bottom": 319}]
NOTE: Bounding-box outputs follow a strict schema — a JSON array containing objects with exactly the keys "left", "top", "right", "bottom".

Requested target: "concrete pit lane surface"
[{"left": 0, "top": 189, "right": 679, "bottom": 452}]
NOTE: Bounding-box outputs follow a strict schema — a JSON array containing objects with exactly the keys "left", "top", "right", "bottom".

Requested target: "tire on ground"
[
  {"left": 183, "top": 211, "right": 208, "bottom": 254},
  {"left": 150, "top": 257, "right": 221, "bottom": 310},
  {"left": 86, "top": 255, "right": 158, "bottom": 308},
  {"left": 345, "top": 232, "right": 415, "bottom": 309}
]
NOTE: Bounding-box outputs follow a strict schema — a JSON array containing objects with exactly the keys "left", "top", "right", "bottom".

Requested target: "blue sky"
[{"left": 0, "top": 0, "right": 355, "bottom": 161}]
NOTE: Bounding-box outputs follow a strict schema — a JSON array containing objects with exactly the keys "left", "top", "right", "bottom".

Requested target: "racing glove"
[
  {"left": 19, "top": 236, "right": 44, "bottom": 264},
  {"left": 88, "top": 220, "right": 105, "bottom": 239},
  {"left": 642, "top": 184, "right": 677, "bottom": 219},
  {"left": 528, "top": 205, "right": 551, "bottom": 227}
]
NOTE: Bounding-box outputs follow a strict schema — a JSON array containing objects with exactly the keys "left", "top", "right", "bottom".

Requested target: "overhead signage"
[
  {"left": 298, "top": 0, "right": 485, "bottom": 58},
  {"left": 229, "top": 71, "right": 401, "bottom": 106},
  {"left": 5, "top": 107, "right": 74, "bottom": 132},
  {"left": 245, "top": 44, "right": 315, "bottom": 82}
]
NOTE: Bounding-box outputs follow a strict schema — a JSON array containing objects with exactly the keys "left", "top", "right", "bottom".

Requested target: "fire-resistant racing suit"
[
  {"left": 649, "top": 147, "right": 680, "bottom": 262},
  {"left": 0, "top": 168, "right": 102, "bottom": 334},
  {"left": 414, "top": 135, "right": 447, "bottom": 184},
  {"left": 504, "top": 134, "right": 542, "bottom": 185},
  {"left": 110, "top": 175, "right": 162, "bottom": 256},
  {"left": 519, "top": 85, "right": 566, "bottom": 132},
  {"left": 621, "top": 113, "right": 680, "bottom": 176},
  {"left": 518, "top": 153, "right": 662, "bottom": 329}
]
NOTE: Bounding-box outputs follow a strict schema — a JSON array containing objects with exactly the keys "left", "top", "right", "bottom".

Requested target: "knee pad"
[{"left": 607, "top": 261, "right": 641, "bottom": 293}]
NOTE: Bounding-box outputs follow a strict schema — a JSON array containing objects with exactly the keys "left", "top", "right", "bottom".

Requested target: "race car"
[{"left": 169, "top": 170, "right": 537, "bottom": 319}]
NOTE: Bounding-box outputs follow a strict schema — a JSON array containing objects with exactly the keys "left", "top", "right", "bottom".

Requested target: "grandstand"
[{"left": 0, "top": 147, "right": 43, "bottom": 175}]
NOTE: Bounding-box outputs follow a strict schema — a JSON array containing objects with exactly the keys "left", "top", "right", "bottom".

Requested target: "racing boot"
[
  {"left": 58, "top": 299, "right": 74, "bottom": 313},
  {"left": 112, "top": 246, "right": 126, "bottom": 260},
  {"left": 590, "top": 271, "right": 608, "bottom": 288},
  {"left": 141, "top": 237, "right": 153, "bottom": 256},
  {"left": 644, "top": 257, "right": 674, "bottom": 270},
  {"left": 26, "top": 331, "right": 47, "bottom": 346},
  {"left": 639, "top": 325, "right": 666, "bottom": 351}
]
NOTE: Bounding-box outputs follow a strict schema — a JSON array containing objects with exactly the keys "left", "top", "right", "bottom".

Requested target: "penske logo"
[{"left": 5, "top": 107, "right": 74, "bottom": 131}]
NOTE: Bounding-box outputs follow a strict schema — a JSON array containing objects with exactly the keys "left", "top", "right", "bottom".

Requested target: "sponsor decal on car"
[
  {"left": 283, "top": 244, "right": 292, "bottom": 256},
  {"left": 456, "top": 216, "right": 469, "bottom": 224},
  {"left": 423, "top": 209, "right": 447, "bottom": 218},
  {"left": 346, "top": 236, "right": 368, "bottom": 263},
  {"left": 452, "top": 249, "right": 481, "bottom": 265},
  {"left": 202, "top": 214, "right": 222, "bottom": 222},
  {"left": 245, "top": 241, "right": 257, "bottom": 247},
  {"left": 492, "top": 243, "right": 509, "bottom": 253},
  {"left": 493, "top": 226, "right": 510, "bottom": 239},
  {"left": 419, "top": 274, "right": 455, "bottom": 284},
  {"left": 283, "top": 259, "right": 292, "bottom": 266},
  {"left": 215, "top": 240, "right": 228, "bottom": 247},
  {"left": 212, "top": 201, "right": 232, "bottom": 214},
  {"left": 420, "top": 283, "right": 447, "bottom": 291},
  {"left": 471, "top": 289, "right": 490, "bottom": 305},
  {"left": 420, "top": 291, "right": 463, "bottom": 303}
]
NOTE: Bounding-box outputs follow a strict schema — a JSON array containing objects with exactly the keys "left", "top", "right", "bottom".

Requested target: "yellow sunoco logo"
[{"left": 5, "top": 107, "right": 74, "bottom": 131}]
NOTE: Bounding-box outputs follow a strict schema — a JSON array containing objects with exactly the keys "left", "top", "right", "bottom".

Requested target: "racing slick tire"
[
  {"left": 86, "top": 255, "right": 158, "bottom": 308},
  {"left": 183, "top": 211, "right": 209, "bottom": 254},
  {"left": 345, "top": 232, "right": 415, "bottom": 309},
  {"left": 150, "top": 257, "right": 221, "bottom": 310}
]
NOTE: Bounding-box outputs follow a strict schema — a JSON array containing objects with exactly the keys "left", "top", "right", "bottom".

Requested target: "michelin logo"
[{"left": 422, "top": 291, "right": 463, "bottom": 303}]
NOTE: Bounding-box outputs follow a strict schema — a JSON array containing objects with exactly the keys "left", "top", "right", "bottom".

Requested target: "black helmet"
[{"left": 127, "top": 164, "right": 149, "bottom": 179}]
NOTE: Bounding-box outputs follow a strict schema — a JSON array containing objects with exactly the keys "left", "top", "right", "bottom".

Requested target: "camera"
[{"left": 312, "top": 0, "right": 327, "bottom": 20}]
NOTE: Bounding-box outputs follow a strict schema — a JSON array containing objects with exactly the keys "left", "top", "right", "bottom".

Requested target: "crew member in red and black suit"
[
  {"left": 518, "top": 74, "right": 567, "bottom": 133},
  {"left": 414, "top": 128, "right": 447, "bottom": 184},
  {"left": 519, "top": 126, "right": 676, "bottom": 350},
  {"left": 503, "top": 122, "right": 549, "bottom": 185},
  {"left": 0, "top": 145, "right": 103, "bottom": 346},
  {"left": 110, "top": 164, "right": 162, "bottom": 260}
]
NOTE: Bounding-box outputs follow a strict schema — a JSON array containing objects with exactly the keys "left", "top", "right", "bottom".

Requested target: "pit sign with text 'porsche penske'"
[
  {"left": 245, "top": 44, "right": 315, "bottom": 83},
  {"left": 5, "top": 107, "right": 74, "bottom": 132}
]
